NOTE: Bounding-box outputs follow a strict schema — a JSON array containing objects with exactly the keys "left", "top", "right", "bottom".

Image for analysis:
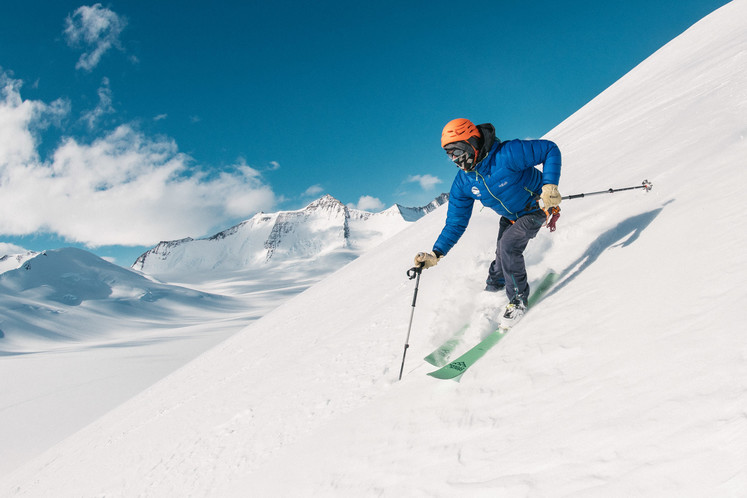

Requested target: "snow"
[
  {"left": 0, "top": 251, "right": 37, "bottom": 274},
  {"left": 2, "top": 1, "right": 747, "bottom": 496},
  {"left": 132, "top": 194, "right": 445, "bottom": 279},
  {"left": 0, "top": 198, "right": 444, "bottom": 476}
]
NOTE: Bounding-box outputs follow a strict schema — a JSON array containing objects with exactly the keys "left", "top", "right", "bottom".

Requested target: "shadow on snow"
[{"left": 546, "top": 206, "right": 666, "bottom": 300}]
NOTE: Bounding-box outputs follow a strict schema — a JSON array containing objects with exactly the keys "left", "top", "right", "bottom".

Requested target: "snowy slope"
[
  {"left": 0, "top": 248, "right": 242, "bottom": 352},
  {"left": 0, "top": 195, "right": 446, "bottom": 474},
  {"left": 0, "top": 248, "right": 254, "bottom": 475},
  {"left": 3, "top": 1, "right": 747, "bottom": 496}
]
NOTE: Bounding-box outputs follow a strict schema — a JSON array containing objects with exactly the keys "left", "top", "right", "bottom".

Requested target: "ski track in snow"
[{"left": 3, "top": 1, "right": 747, "bottom": 496}]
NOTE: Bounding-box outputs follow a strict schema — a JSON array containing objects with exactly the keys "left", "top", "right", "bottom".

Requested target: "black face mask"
[{"left": 444, "top": 141, "right": 477, "bottom": 171}]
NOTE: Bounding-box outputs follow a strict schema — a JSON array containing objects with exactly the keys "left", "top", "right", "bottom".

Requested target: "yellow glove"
[
  {"left": 540, "top": 184, "right": 562, "bottom": 209},
  {"left": 413, "top": 251, "right": 441, "bottom": 269}
]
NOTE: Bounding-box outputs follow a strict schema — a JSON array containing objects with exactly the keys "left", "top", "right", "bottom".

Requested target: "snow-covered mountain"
[
  {"left": 0, "top": 251, "right": 38, "bottom": 274},
  {"left": 132, "top": 193, "right": 448, "bottom": 278},
  {"left": 3, "top": 2, "right": 747, "bottom": 495},
  {"left": 0, "top": 247, "right": 243, "bottom": 352},
  {"left": 0, "top": 248, "right": 254, "bottom": 472}
]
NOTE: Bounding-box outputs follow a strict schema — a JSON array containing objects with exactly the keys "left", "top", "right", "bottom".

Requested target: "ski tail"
[
  {"left": 423, "top": 324, "right": 468, "bottom": 367},
  {"left": 527, "top": 270, "right": 559, "bottom": 308}
]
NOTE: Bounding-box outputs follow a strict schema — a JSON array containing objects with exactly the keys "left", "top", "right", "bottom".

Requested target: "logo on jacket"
[{"left": 471, "top": 186, "right": 481, "bottom": 197}]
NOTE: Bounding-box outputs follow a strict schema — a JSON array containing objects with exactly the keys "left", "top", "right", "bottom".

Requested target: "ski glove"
[
  {"left": 540, "top": 184, "right": 562, "bottom": 209},
  {"left": 414, "top": 251, "right": 441, "bottom": 269}
]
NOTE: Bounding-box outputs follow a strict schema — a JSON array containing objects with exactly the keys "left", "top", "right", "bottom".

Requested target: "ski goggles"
[
  {"left": 444, "top": 141, "right": 476, "bottom": 170},
  {"left": 444, "top": 142, "right": 472, "bottom": 160}
]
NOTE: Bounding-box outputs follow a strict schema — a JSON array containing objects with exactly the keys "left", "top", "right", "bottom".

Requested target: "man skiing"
[{"left": 414, "top": 118, "right": 562, "bottom": 328}]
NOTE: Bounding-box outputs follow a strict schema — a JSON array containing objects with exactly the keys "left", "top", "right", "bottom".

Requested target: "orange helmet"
[{"left": 441, "top": 118, "right": 481, "bottom": 148}]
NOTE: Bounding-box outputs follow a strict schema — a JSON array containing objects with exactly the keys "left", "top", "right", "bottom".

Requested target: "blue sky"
[{"left": 0, "top": 0, "right": 730, "bottom": 265}]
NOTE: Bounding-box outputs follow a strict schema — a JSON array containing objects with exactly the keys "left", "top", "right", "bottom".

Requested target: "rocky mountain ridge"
[{"left": 132, "top": 194, "right": 448, "bottom": 277}]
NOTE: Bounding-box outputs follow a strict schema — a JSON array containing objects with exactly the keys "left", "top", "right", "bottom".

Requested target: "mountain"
[
  {"left": 3, "top": 2, "right": 747, "bottom": 495},
  {"left": 0, "top": 248, "right": 254, "bottom": 475},
  {"left": 0, "top": 251, "right": 38, "bottom": 275},
  {"left": 0, "top": 247, "right": 243, "bottom": 351},
  {"left": 132, "top": 193, "right": 448, "bottom": 278}
]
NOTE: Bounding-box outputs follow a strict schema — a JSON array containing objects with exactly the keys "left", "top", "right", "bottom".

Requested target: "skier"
[{"left": 414, "top": 118, "right": 562, "bottom": 328}]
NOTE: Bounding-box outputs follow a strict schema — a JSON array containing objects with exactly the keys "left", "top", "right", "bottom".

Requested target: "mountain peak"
[
  {"left": 304, "top": 194, "right": 345, "bottom": 211},
  {"left": 133, "top": 193, "right": 448, "bottom": 276}
]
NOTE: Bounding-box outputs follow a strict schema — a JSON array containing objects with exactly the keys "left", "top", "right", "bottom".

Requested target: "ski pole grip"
[{"left": 407, "top": 265, "right": 423, "bottom": 280}]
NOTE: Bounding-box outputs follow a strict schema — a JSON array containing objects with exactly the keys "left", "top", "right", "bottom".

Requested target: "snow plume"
[
  {"left": 0, "top": 72, "right": 275, "bottom": 247},
  {"left": 64, "top": 3, "right": 128, "bottom": 71}
]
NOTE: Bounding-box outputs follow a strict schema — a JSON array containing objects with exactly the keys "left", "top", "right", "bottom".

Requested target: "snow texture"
[
  {"left": 2, "top": 1, "right": 747, "bottom": 495},
  {"left": 0, "top": 195, "right": 446, "bottom": 476}
]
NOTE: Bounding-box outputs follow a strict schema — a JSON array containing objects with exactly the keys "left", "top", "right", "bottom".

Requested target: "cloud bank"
[{"left": 0, "top": 72, "right": 275, "bottom": 247}]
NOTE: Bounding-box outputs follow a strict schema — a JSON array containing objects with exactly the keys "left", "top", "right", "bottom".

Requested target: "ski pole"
[
  {"left": 546, "top": 179, "right": 653, "bottom": 231},
  {"left": 398, "top": 265, "right": 423, "bottom": 381},
  {"left": 561, "top": 179, "right": 653, "bottom": 200}
]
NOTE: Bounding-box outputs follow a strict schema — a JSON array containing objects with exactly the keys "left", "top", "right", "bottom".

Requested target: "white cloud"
[
  {"left": 0, "top": 242, "right": 28, "bottom": 256},
  {"left": 64, "top": 4, "right": 127, "bottom": 71},
  {"left": 0, "top": 72, "right": 276, "bottom": 247},
  {"left": 0, "top": 72, "right": 67, "bottom": 167},
  {"left": 153, "top": 114, "right": 168, "bottom": 121},
  {"left": 406, "top": 174, "right": 442, "bottom": 190},
  {"left": 302, "top": 184, "right": 324, "bottom": 197},
  {"left": 268, "top": 161, "right": 280, "bottom": 171},
  {"left": 81, "top": 77, "right": 114, "bottom": 129},
  {"left": 348, "top": 195, "right": 385, "bottom": 212}
]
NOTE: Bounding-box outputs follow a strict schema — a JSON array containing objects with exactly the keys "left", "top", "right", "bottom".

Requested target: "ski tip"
[{"left": 427, "top": 362, "right": 467, "bottom": 380}]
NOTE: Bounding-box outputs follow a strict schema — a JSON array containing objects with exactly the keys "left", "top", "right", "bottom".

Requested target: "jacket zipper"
[{"left": 474, "top": 170, "right": 514, "bottom": 215}]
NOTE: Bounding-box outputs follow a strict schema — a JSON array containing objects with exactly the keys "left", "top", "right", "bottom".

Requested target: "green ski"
[
  {"left": 423, "top": 324, "right": 469, "bottom": 367},
  {"left": 427, "top": 270, "right": 558, "bottom": 380}
]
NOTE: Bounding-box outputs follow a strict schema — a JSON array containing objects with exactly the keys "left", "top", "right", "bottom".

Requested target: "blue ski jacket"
[{"left": 433, "top": 137, "right": 561, "bottom": 257}]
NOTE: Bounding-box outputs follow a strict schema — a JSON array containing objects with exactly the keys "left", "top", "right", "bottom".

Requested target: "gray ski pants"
[{"left": 486, "top": 211, "right": 546, "bottom": 304}]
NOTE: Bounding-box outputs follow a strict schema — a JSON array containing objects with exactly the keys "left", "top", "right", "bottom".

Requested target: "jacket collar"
[{"left": 476, "top": 123, "right": 499, "bottom": 166}]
